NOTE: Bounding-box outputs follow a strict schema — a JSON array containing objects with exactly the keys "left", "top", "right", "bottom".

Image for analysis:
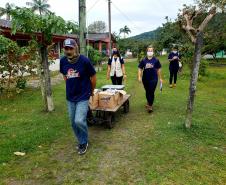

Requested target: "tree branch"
[{"left": 198, "top": 6, "right": 216, "bottom": 32}]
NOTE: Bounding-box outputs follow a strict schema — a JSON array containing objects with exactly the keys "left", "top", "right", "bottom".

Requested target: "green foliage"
[
  {"left": 199, "top": 60, "right": 209, "bottom": 77},
  {"left": 138, "top": 51, "right": 145, "bottom": 63},
  {"left": 87, "top": 46, "right": 103, "bottom": 65},
  {"left": 16, "top": 77, "right": 27, "bottom": 90},
  {"left": 196, "top": 0, "right": 226, "bottom": 12},
  {"left": 67, "top": 21, "right": 79, "bottom": 34},
  {"left": 118, "top": 38, "right": 149, "bottom": 57},
  {"left": 203, "top": 13, "right": 226, "bottom": 60},
  {"left": 10, "top": 7, "right": 76, "bottom": 45}
]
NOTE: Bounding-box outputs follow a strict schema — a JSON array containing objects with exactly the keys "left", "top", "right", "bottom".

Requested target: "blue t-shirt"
[
  {"left": 60, "top": 55, "right": 96, "bottom": 102},
  {"left": 168, "top": 52, "right": 180, "bottom": 69},
  {"left": 138, "top": 57, "right": 161, "bottom": 81}
]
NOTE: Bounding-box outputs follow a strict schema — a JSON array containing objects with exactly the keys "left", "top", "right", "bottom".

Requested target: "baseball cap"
[{"left": 63, "top": 38, "right": 77, "bottom": 48}]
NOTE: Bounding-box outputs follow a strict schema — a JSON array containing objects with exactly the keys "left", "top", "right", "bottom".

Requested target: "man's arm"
[{"left": 90, "top": 74, "right": 97, "bottom": 96}]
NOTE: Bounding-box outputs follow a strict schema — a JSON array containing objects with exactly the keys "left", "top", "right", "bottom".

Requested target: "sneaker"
[
  {"left": 78, "top": 143, "right": 88, "bottom": 155},
  {"left": 169, "top": 84, "right": 173, "bottom": 88},
  {"left": 173, "top": 84, "right": 177, "bottom": 87},
  {"left": 146, "top": 105, "right": 153, "bottom": 113}
]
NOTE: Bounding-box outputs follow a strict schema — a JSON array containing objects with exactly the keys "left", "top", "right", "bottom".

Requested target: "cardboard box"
[
  {"left": 89, "top": 90, "right": 99, "bottom": 109},
  {"left": 117, "top": 90, "right": 126, "bottom": 104},
  {"left": 98, "top": 91, "right": 121, "bottom": 109}
]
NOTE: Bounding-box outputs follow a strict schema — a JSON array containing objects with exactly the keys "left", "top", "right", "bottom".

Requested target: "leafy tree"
[
  {"left": 67, "top": 21, "right": 79, "bottom": 34},
  {"left": 179, "top": 4, "right": 217, "bottom": 128},
  {"left": 88, "top": 21, "right": 106, "bottom": 33},
  {"left": 203, "top": 13, "right": 226, "bottom": 61},
  {"left": 196, "top": 0, "right": 226, "bottom": 12},
  {"left": 10, "top": 7, "right": 76, "bottom": 112}
]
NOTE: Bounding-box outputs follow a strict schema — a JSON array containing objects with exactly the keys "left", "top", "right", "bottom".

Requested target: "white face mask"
[
  {"left": 147, "top": 51, "right": 154, "bottom": 57},
  {"left": 173, "top": 51, "right": 177, "bottom": 54}
]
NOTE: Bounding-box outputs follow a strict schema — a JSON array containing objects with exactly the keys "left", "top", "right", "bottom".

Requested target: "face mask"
[
  {"left": 147, "top": 51, "right": 154, "bottom": 57},
  {"left": 173, "top": 51, "right": 177, "bottom": 54},
  {"left": 66, "top": 53, "right": 74, "bottom": 59}
]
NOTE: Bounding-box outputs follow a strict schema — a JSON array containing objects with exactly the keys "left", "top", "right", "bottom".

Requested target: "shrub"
[{"left": 0, "top": 36, "right": 37, "bottom": 95}]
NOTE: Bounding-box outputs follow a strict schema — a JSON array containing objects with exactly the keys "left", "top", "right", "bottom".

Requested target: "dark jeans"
[
  {"left": 169, "top": 68, "right": 178, "bottom": 84},
  {"left": 143, "top": 80, "right": 158, "bottom": 106},
  {"left": 111, "top": 75, "right": 123, "bottom": 85}
]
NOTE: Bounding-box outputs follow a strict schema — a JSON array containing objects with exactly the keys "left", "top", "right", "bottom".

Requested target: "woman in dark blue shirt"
[
  {"left": 138, "top": 46, "right": 163, "bottom": 113},
  {"left": 168, "top": 46, "right": 180, "bottom": 88}
]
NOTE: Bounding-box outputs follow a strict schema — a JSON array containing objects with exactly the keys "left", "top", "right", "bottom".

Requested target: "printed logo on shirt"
[
  {"left": 145, "top": 63, "right": 154, "bottom": 69},
  {"left": 66, "top": 68, "right": 80, "bottom": 79}
]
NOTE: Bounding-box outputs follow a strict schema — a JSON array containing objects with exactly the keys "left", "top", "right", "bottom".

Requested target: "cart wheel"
[
  {"left": 123, "top": 100, "right": 130, "bottom": 113},
  {"left": 105, "top": 112, "right": 115, "bottom": 129}
]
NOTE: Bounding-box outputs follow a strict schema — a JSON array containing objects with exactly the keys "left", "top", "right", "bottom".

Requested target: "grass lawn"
[{"left": 0, "top": 56, "right": 225, "bottom": 185}]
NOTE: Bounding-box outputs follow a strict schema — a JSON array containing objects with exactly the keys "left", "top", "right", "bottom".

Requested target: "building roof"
[
  {"left": 0, "top": 19, "right": 114, "bottom": 43},
  {"left": 87, "top": 32, "right": 116, "bottom": 42}
]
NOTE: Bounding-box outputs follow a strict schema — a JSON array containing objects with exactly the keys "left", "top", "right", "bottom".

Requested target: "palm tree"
[
  {"left": 112, "top": 31, "right": 120, "bottom": 41},
  {"left": 0, "top": 3, "right": 15, "bottom": 20},
  {"left": 26, "top": 0, "right": 51, "bottom": 16},
  {"left": 119, "top": 25, "right": 131, "bottom": 38}
]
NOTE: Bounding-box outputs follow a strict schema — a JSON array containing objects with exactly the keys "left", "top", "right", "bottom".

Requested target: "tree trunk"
[
  {"left": 40, "top": 46, "right": 54, "bottom": 112},
  {"left": 37, "top": 52, "right": 46, "bottom": 108},
  {"left": 185, "top": 32, "right": 203, "bottom": 128}
]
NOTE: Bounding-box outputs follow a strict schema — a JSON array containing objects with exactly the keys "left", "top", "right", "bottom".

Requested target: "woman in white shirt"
[{"left": 107, "top": 47, "right": 126, "bottom": 85}]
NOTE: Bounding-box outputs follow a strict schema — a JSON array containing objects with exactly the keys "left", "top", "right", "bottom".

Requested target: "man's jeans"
[{"left": 67, "top": 100, "right": 89, "bottom": 145}]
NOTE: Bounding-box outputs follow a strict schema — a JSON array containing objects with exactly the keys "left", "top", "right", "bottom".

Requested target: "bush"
[
  {"left": 199, "top": 60, "right": 209, "bottom": 77},
  {"left": 0, "top": 36, "right": 37, "bottom": 95},
  {"left": 87, "top": 46, "right": 104, "bottom": 66}
]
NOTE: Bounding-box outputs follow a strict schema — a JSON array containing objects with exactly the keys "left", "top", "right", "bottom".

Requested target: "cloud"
[{"left": 0, "top": 0, "right": 194, "bottom": 36}]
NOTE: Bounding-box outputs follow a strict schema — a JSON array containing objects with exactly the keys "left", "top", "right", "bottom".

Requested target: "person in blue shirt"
[
  {"left": 107, "top": 47, "right": 126, "bottom": 85},
  {"left": 60, "top": 38, "right": 96, "bottom": 155},
  {"left": 138, "top": 46, "right": 163, "bottom": 113},
  {"left": 168, "top": 46, "right": 181, "bottom": 88}
]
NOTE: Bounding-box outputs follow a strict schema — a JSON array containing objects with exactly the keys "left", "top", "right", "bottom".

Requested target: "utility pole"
[
  {"left": 79, "top": 0, "right": 87, "bottom": 56},
  {"left": 108, "top": 0, "right": 112, "bottom": 57}
]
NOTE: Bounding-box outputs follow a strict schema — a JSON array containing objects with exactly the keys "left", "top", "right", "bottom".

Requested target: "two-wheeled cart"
[{"left": 87, "top": 85, "right": 131, "bottom": 129}]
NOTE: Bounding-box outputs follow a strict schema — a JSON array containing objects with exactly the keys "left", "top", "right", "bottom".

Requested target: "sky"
[{"left": 0, "top": 0, "right": 194, "bottom": 36}]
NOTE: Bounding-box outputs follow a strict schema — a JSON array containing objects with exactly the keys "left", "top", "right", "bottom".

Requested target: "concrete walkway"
[{"left": 27, "top": 73, "right": 64, "bottom": 88}]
